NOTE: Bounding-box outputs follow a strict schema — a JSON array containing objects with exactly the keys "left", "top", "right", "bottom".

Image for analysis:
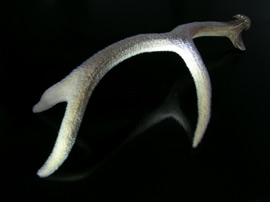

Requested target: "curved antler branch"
[{"left": 33, "top": 14, "right": 250, "bottom": 177}]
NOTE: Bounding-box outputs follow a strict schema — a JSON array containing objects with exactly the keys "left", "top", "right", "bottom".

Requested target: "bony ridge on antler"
[{"left": 33, "top": 14, "right": 251, "bottom": 178}]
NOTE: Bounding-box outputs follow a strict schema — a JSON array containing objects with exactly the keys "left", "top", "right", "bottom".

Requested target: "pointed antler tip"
[{"left": 228, "top": 14, "right": 251, "bottom": 51}]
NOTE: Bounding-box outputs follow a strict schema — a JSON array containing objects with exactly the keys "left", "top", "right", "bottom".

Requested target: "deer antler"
[{"left": 33, "top": 14, "right": 250, "bottom": 177}]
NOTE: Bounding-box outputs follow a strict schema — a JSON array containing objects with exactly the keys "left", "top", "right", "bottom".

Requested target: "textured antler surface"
[{"left": 33, "top": 15, "right": 250, "bottom": 177}]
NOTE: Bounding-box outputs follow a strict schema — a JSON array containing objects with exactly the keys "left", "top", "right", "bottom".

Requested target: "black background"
[{"left": 1, "top": 0, "right": 270, "bottom": 201}]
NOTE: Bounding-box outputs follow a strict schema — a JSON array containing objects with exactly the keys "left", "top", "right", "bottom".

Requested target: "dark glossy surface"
[{"left": 1, "top": 0, "right": 270, "bottom": 201}]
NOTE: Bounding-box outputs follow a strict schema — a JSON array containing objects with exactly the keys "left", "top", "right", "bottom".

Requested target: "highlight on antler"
[{"left": 33, "top": 15, "right": 250, "bottom": 177}]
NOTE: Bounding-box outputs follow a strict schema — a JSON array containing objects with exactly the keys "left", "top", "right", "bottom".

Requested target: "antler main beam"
[{"left": 33, "top": 14, "right": 250, "bottom": 177}]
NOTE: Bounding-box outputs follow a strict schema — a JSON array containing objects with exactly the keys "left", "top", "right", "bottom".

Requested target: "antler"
[{"left": 33, "top": 14, "right": 250, "bottom": 177}]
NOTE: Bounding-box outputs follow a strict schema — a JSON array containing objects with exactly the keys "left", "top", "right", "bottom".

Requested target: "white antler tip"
[
  {"left": 32, "top": 101, "right": 44, "bottom": 113},
  {"left": 37, "top": 168, "right": 50, "bottom": 178},
  {"left": 192, "top": 138, "right": 200, "bottom": 148}
]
